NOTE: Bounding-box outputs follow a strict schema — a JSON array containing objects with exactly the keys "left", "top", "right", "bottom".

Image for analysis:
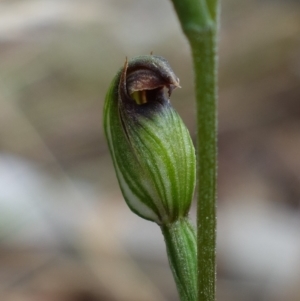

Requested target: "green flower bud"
[{"left": 104, "top": 55, "right": 196, "bottom": 224}]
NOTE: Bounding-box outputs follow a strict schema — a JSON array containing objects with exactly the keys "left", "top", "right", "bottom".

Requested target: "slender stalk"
[
  {"left": 169, "top": 1, "right": 219, "bottom": 301},
  {"left": 192, "top": 27, "right": 218, "bottom": 301},
  {"left": 161, "top": 218, "right": 197, "bottom": 301}
]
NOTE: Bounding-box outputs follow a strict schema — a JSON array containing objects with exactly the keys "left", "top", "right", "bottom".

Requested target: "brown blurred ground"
[{"left": 0, "top": 0, "right": 300, "bottom": 301}]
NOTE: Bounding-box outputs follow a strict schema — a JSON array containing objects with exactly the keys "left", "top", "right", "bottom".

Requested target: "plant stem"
[
  {"left": 169, "top": 1, "right": 219, "bottom": 301},
  {"left": 161, "top": 217, "right": 197, "bottom": 301},
  {"left": 193, "top": 27, "right": 218, "bottom": 301}
]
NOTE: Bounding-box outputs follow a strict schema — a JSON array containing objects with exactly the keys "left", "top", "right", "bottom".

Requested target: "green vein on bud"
[{"left": 104, "top": 55, "right": 196, "bottom": 225}]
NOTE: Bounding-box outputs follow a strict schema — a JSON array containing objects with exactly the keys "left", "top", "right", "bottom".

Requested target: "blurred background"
[{"left": 0, "top": 0, "right": 300, "bottom": 300}]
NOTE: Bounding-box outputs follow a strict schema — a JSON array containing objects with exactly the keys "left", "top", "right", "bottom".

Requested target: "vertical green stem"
[
  {"left": 169, "top": 1, "right": 219, "bottom": 301},
  {"left": 192, "top": 26, "right": 218, "bottom": 301},
  {"left": 161, "top": 217, "right": 197, "bottom": 301}
]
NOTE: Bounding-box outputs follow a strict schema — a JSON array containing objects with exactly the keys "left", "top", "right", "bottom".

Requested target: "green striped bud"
[{"left": 104, "top": 55, "right": 196, "bottom": 224}]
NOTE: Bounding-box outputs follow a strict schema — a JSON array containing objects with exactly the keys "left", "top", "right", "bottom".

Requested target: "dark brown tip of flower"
[{"left": 119, "top": 55, "right": 180, "bottom": 106}]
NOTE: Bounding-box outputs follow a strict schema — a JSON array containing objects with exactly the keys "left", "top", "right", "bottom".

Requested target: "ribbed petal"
[{"left": 104, "top": 55, "right": 196, "bottom": 224}]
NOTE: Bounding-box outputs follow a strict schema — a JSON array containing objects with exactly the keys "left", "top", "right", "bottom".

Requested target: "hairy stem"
[{"left": 169, "top": 1, "right": 219, "bottom": 301}]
